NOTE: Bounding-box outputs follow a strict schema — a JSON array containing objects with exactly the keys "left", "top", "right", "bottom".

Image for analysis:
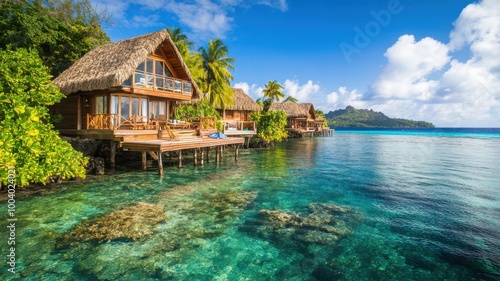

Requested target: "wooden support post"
[
  {"left": 200, "top": 148, "right": 204, "bottom": 166},
  {"left": 221, "top": 145, "right": 224, "bottom": 158},
  {"left": 110, "top": 140, "right": 116, "bottom": 168},
  {"left": 194, "top": 149, "right": 198, "bottom": 166},
  {"left": 158, "top": 152, "right": 163, "bottom": 176},
  {"left": 235, "top": 144, "right": 239, "bottom": 162},
  {"left": 215, "top": 146, "right": 220, "bottom": 164},
  {"left": 206, "top": 147, "right": 210, "bottom": 163},
  {"left": 142, "top": 152, "right": 147, "bottom": 170},
  {"left": 178, "top": 150, "right": 183, "bottom": 168}
]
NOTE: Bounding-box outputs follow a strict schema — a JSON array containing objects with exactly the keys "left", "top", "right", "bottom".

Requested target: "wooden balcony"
[{"left": 122, "top": 72, "right": 192, "bottom": 97}]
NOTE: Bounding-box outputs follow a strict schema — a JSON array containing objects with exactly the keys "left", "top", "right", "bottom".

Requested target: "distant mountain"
[{"left": 325, "top": 106, "right": 434, "bottom": 128}]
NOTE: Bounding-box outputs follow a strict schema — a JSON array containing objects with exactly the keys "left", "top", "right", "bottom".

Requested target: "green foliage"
[
  {"left": 326, "top": 106, "right": 435, "bottom": 128},
  {"left": 315, "top": 109, "right": 328, "bottom": 127},
  {"left": 250, "top": 110, "right": 288, "bottom": 143},
  {"left": 199, "top": 39, "right": 235, "bottom": 108},
  {"left": 0, "top": 49, "right": 88, "bottom": 187},
  {"left": 0, "top": 0, "right": 110, "bottom": 77},
  {"left": 283, "top": 95, "right": 298, "bottom": 103}
]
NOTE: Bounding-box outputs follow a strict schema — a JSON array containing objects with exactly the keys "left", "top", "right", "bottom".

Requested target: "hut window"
[
  {"left": 96, "top": 96, "right": 108, "bottom": 114},
  {"left": 121, "top": 96, "right": 130, "bottom": 119},
  {"left": 128, "top": 57, "right": 176, "bottom": 89},
  {"left": 131, "top": 97, "right": 139, "bottom": 116},
  {"left": 141, "top": 99, "right": 148, "bottom": 122},
  {"left": 111, "top": 96, "right": 119, "bottom": 114}
]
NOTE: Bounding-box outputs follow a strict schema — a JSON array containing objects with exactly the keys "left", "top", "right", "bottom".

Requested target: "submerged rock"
[
  {"left": 86, "top": 156, "right": 105, "bottom": 175},
  {"left": 57, "top": 202, "right": 167, "bottom": 248},
  {"left": 247, "top": 202, "right": 359, "bottom": 248}
]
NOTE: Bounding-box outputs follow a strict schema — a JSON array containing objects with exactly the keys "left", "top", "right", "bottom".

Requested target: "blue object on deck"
[{"left": 209, "top": 132, "right": 227, "bottom": 139}]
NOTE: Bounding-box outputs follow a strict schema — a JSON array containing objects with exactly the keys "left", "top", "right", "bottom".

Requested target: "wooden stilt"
[
  {"left": 215, "top": 146, "right": 220, "bottom": 164},
  {"left": 235, "top": 144, "right": 239, "bottom": 162},
  {"left": 110, "top": 140, "right": 116, "bottom": 168},
  {"left": 158, "top": 152, "right": 163, "bottom": 176},
  {"left": 142, "top": 152, "right": 147, "bottom": 170},
  {"left": 178, "top": 150, "right": 182, "bottom": 168},
  {"left": 206, "top": 147, "right": 210, "bottom": 163},
  {"left": 220, "top": 145, "right": 224, "bottom": 158},
  {"left": 200, "top": 148, "right": 204, "bottom": 166},
  {"left": 194, "top": 149, "right": 198, "bottom": 166}
]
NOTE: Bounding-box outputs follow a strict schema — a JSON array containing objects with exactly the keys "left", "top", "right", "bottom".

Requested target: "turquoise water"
[{"left": 1, "top": 129, "right": 500, "bottom": 280}]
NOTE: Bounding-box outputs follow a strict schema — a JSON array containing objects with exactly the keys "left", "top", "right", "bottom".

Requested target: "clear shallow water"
[{"left": 1, "top": 129, "right": 499, "bottom": 280}]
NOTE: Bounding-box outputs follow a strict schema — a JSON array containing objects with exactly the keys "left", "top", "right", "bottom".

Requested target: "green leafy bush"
[
  {"left": 250, "top": 110, "right": 288, "bottom": 143},
  {"left": 0, "top": 48, "right": 88, "bottom": 187}
]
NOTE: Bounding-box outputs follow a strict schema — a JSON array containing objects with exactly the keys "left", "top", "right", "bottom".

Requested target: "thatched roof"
[
  {"left": 269, "top": 102, "right": 317, "bottom": 119},
  {"left": 53, "top": 29, "right": 201, "bottom": 99},
  {"left": 269, "top": 102, "right": 305, "bottom": 117},
  {"left": 214, "top": 88, "right": 262, "bottom": 111}
]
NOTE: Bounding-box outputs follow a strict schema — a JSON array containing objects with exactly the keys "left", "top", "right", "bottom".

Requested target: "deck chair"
[{"left": 164, "top": 126, "right": 179, "bottom": 140}]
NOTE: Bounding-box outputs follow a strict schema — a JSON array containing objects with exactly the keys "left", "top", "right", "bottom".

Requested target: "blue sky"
[{"left": 93, "top": 0, "right": 500, "bottom": 127}]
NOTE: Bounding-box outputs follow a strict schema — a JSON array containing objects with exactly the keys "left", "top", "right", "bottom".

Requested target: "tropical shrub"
[
  {"left": 250, "top": 110, "right": 288, "bottom": 143},
  {"left": 0, "top": 49, "right": 88, "bottom": 187}
]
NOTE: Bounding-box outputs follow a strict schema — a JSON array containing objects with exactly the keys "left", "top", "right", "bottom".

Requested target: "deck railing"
[
  {"left": 188, "top": 116, "right": 217, "bottom": 130},
  {"left": 223, "top": 121, "right": 256, "bottom": 133},
  {"left": 87, "top": 114, "right": 117, "bottom": 130},
  {"left": 124, "top": 72, "right": 192, "bottom": 96}
]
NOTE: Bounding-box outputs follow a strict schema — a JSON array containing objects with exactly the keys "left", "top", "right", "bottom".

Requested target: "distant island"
[{"left": 325, "top": 106, "right": 435, "bottom": 128}]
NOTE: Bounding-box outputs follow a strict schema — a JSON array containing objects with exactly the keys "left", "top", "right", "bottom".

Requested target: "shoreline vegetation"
[{"left": 326, "top": 106, "right": 435, "bottom": 128}]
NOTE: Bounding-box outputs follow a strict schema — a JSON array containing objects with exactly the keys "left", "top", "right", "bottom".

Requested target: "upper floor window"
[{"left": 121, "top": 56, "right": 192, "bottom": 96}]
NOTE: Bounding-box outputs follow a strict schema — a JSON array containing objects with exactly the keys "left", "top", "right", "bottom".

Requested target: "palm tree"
[
  {"left": 262, "top": 80, "right": 285, "bottom": 102},
  {"left": 283, "top": 95, "right": 298, "bottom": 102},
  {"left": 166, "top": 27, "right": 194, "bottom": 56},
  {"left": 166, "top": 27, "right": 205, "bottom": 95},
  {"left": 199, "top": 39, "right": 235, "bottom": 108}
]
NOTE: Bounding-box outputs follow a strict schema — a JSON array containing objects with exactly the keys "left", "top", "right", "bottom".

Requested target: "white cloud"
[
  {"left": 326, "top": 87, "right": 366, "bottom": 109},
  {"left": 283, "top": 79, "right": 320, "bottom": 101},
  {"left": 367, "top": 0, "right": 500, "bottom": 127},
  {"left": 371, "top": 35, "right": 450, "bottom": 101},
  {"left": 93, "top": 0, "right": 288, "bottom": 40},
  {"left": 233, "top": 82, "right": 264, "bottom": 100}
]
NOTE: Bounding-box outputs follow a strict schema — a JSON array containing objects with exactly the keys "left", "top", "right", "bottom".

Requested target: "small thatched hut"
[
  {"left": 215, "top": 88, "right": 262, "bottom": 121},
  {"left": 214, "top": 88, "right": 262, "bottom": 134},
  {"left": 269, "top": 102, "right": 317, "bottom": 131},
  {"left": 51, "top": 29, "right": 201, "bottom": 135}
]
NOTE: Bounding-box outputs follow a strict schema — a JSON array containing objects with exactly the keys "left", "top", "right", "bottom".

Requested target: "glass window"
[
  {"left": 155, "top": 61, "right": 164, "bottom": 75},
  {"left": 159, "top": 102, "right": 166, "bottom": 115},
  {"left": 121, "top": 96, "right": 130, "bottom": 119},
  {"left": 141, "top": 99, "right": 148, "bottom": 122},
  {"left": 132, "top": 97, "right": 139, "bottom": 116},
  {"left": 146, "top": 58, "right": 153, "bottom": 74},
  {"left": 96, "top": 96, "right": 108, "bottom": 114},
  {"left": 122, "top": 76, "right": 132, "bottom": 87},
  {"left": 111, "top": 96, "right": 119, "bottom": 114},
  {"left": 164, "top": 64, "right": 173, "bottom": 77},
  {"left": 136, "top": 61, "right": 145, "bottom": 72}
]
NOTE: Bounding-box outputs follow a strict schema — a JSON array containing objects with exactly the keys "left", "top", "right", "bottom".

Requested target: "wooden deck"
[{"left": 121, "top": 137, "right": 245, "bottom": 175}]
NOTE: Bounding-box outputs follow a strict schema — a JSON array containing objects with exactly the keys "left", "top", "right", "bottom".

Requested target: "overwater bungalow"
[
  {"left": 269, "top": 102, "right": 332, "bottom": 137},
  {"left": 269, "top": 102, "right": 316, "bottom": 131},
  {"left": 52, "top": 29, "right": 202, "bottom": 137},
  {"left": 51, "top": 29, "right": 244, "bottom": 174},
  {"left": 215, "top": 88, "right": 262, "bottom": 136}
]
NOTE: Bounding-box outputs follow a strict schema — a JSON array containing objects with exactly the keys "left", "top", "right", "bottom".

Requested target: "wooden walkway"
[{"left": 121, "top": 137, "right": 245, "bottom": 175}]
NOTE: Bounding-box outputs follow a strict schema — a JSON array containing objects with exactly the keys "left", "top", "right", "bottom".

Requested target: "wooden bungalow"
[
  {"left": 269, "top": 102, "right": 317, "bottom": 132},
  {"left": 51, "top": 29, "right": 202, "bottom": 139},
  {"left": 51, "top": 29, "right": 245, "bottom": 173},
  {"left": 215, "top": 88, "right": 262, "bottom": 136}
]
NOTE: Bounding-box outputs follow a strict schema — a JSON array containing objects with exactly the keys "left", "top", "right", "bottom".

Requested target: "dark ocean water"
[{"left": 1, "top": 128, "right": 499, "bottom": 280}]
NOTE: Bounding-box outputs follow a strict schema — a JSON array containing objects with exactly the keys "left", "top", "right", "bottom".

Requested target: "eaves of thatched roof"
[
  {"left": 269, "top": 102, "right": 305, "bottom": 117},
  {"left": 53, "top": 29, "right": 201, "bottom": 99},
  {"left": 214, "top": 88, "right": 262, "bottom": 111},
  {"left": 269, "top": 102, "right": 317, "bottom": 119}
]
